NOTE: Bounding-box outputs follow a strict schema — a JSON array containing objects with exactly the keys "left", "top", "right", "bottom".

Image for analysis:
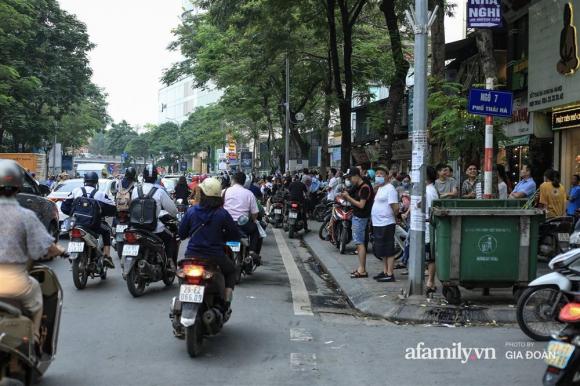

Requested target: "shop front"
[{"left": 528, "top": 0, "right": 580, "bottom": 187}]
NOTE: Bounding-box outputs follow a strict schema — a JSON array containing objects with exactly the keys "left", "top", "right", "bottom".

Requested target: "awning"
[{"left": 499, "top": 135, "right": 530, "bottom": 148}]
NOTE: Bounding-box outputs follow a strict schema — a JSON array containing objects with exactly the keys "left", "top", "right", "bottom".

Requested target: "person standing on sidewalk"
[
  {"left": 461, "top": 163, "right": 478, "bottom": 199},
  {"left": 425, "top": 166, "right": 439, "bottom": 294},
  {"left": 509, "top": 162, "right": 536, "bottom": 199},
  {"left": 567, "top": 174, "right": 580, "bottom": 217},
  {"left": 435, "top": 163, "right": 458, "bottom": 199},
  {"left": 341, "top": 168, "right": 373, "bottom": 279},
  {"left": 371, "top": 166, "right": 400, "bottom": 282}
]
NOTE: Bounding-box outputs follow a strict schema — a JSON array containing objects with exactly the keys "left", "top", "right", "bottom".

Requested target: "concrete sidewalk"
[{"left": 302, "top": 222, "right": 545, "bottom": 325}]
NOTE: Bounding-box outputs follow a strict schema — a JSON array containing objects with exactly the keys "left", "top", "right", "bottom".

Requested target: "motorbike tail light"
[
  {"left": 183, "top": 264, "right": 204, "bottom": 278},
  {"left": 70, "top": 228, "right": 83, "bottom": 239},
  {"left": 124, "top": 231, "right": 140, "bottom": 244},
  {"left": 559, "top": 303, "right": 580, "bottom": 323},
  {"left": 291, "top": 203, "right": 299, "bottom": 209},
  {"left": 118, "top": 211, "right": 128, "bottom": 221}
]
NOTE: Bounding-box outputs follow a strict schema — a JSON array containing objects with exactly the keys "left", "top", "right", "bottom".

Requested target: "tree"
[
  {"left": 124, "top": 136, "right": 150, "bottom": 162},
  {"left": 104, "top": 121, "right": 138, "bottom": 156}
]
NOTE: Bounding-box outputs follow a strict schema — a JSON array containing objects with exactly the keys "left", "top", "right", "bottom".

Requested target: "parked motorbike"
[
  {"left": 0, "top": 263, "right": 63, "bottom": 385},
  {"left": 175, "top": 199, "right": 188, "bottom": 222},
  {"left": 517, "top": 248, "right": 580, "bottom": 341},
  {"left": 539, "top": 217, "right": 575, "bottom": 260},
  {"left": 285, "top": 201, "right": 304, "bottom": 239},
  {"left": 67, "top": 221, "right": 111, "bottom": 289},
  {"left": 312, "top": 200, "right": 334, "bottom": 222},
  {"left": 569, "top": 220, "right": 580, "bottom": 249},
  {"left": 542, "top": 297, "right": 580, "bottom": 385},
  {"left": 319, "top": 197, "right": 353, "bottom": 254},
  {"left": 169, "top": 257, "right": 232, "bottom": 357},
  {"left": 121, "top": 214, "right": 179, "bottom": 297}
]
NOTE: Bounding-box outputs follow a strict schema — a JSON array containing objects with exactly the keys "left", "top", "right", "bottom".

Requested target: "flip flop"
[{"left": 350, "top": 271, "right": 368, "bottom": 279}]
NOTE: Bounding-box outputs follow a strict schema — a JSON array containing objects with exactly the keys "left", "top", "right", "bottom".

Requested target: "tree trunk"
[
  {"left": 429, "top": 0, "right": 446, "bottom": 80},
  {"left": 320, "top": 68, "right": 332, "bottom": 177},
  {"left": 378, "top": 0, "right": 410, "bottom": 167},
  {"left": 475, "top": 29, "right": 498, "bottom": 81}
]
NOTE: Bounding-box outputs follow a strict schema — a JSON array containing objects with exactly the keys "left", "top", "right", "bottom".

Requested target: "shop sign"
[
  {"left": 552, "top": 106, "right": 580, "bottom": 130},
  {"left": 503, "top": 96, "right": 532, "bottom": 137},
  {"left": 392, "top": 139, "right": 412, "bottom": 160},
  {"left": 467, "top": 0, "right": 502, "bottom": 28}
]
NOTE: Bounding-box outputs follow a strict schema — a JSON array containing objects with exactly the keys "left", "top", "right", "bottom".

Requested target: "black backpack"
[
  {"left": 129, "top": 186, "right": 158, "bottom": 231},
  {"left": 72, "top": 187, "right": 102, "bottom": 229}
]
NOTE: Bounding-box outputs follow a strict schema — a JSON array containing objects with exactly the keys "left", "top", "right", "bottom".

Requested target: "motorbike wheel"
[
  {"left": 339, "top": 228, "right": 348, "bottom": 254},
  {"left": 312, "top": 206, "right": 325, "bottom": 222},
  {"left": 126, "top": 267, "right": 146, "bottom": 297},
  {"left": 163, "top": 269, "right": 176, "bottom": 287},
  {"left": 235, "top": 254, "right": 243, "bottom": 284},
  {"left": 100, "top": 266, "right": 108, "bottom": 280},
  {"left": 289, "top": 227, "right": 295, "bottom": 239},
  {"left": 72, "top": 254, "right": 88, "bottom": 290},
  {"left": 319, "top": 221, "right": 329, "bottom": 241},
  {"left": 516, "top": 285, "right": 568, "bottom": 341},
  {"left": 186, "top": 315, "right": 203, "bottom": 358},
  {"left": 116, "top": 241, "right": 124, "bottom": 260}
]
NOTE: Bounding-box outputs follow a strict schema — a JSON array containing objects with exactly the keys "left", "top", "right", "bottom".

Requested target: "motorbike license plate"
[
  {"left": 274, "top": 209, "right": 282, "bottom": 214},
  {"left": 226, "top": 241, "right": 241, "bottom": 252},
  {"left": 67, "top": 242, "right": 84, "bottom": 253},
  {"left": 179, "top": 284, "right": 205, "bottom": 303},
  {"left": 122, "top": 244, "right": 140, "bottom": 256},
  {"left": 558, "top": 233, "right": 570, "bottom": 242},
  {"left": 116, "top": 224, "right": 128, "bottom": 233},
  {"left": 289, "top": 212, "right": 298, "bottom": 219},
  {"left": 545, "top": 341, "right": 576, "bottom": 369}
]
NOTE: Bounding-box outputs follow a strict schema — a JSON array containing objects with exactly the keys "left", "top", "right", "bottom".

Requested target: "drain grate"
[{"left": 424, "top": 305, "right": 489, "bottom": 325}]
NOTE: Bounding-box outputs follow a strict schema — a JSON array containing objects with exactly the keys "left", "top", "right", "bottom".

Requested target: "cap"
[
  {"left": 375, "top": 164, "right": 388, "bottom": 173},
  {"left": 344, "top": 167, "right": 361, "bottom": 178},
  {"left": 199, "top": 177, "right": 222, "bottom": 198}
]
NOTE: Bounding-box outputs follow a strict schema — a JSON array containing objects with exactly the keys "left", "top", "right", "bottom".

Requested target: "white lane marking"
[
  {"left": 273, "top": 228, "right": 314, "bottom": 316},
  {"left": 290, "top": 328, "right": 313, "bottom": 342},
  {"left": 290, "top": 353, "right": 318, "bottom": 371}
]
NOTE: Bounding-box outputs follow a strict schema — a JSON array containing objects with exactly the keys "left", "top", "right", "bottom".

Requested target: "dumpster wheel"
[{"left": 443, "top": 286, "right": 461, "bottom": 305}]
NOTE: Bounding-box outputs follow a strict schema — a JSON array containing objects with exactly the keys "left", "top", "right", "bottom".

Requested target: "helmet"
[
  {"left": 125, "top": 167, "right": 137, "bottom": 180},
  {"left": 143, "top": 164, "right": 158, "bottom": 183},
  {"left": 84, "top": 172, "right": 99, "bottom": 184},
  {"left": 199, "top": 177, "right": 222, "bottom": 198},
  {"left": 0, "top": 159, "right": 23, "bottom": 191}
]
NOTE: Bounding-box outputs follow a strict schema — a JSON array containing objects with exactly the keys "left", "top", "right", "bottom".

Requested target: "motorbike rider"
[
  {"left": 0, "top": 160, "right": 65, "bottom": 342},
  {"left": 174, "top": 176, "right": 192, "bottom": 202},
  {"left": 62, "top": 171, "right": 117, "bottom": 269},
  {"left": 132, "top": 164, "right": 179, "bottom": 264},
  {"left": 288, "top": 174, "right": 310, "bottom": 232},
  {"left": 223, "top": 172, "right": 262, "bottom": 260},
  {"left": 178, "top": 177, "right": 241, "bottom": 311},
  {"left": 111, "top": 166, "right": 137, "bottom": 195}
]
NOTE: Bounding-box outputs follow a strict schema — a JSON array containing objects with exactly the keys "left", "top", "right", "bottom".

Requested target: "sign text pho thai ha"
[{"left": 467, "top": 0, "right": 502, "bottom": 28}]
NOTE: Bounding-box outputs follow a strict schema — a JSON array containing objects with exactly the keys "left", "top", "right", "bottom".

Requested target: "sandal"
[
  {"left": 425, "top": 286, "right": 437, "bottom": 295},
  {"left": 350, "top": 250, "right": 358, "bottom": 255},
  {"left": 350, "top": 271, "right": 368, "bottom": 279}
]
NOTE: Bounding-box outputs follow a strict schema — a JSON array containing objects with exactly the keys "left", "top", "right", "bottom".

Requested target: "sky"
[{"left": 58, "top": 0, "right": 466, "bottom": 128}]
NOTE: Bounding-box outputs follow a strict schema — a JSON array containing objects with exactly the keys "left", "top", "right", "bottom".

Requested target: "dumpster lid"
[{"left": 431, "top": 208, "right": 545, "bottom": 217}]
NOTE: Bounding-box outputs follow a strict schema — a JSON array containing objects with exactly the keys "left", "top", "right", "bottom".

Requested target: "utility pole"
[
  {"left": 483, "top": 77, "right": 494, "bottom": 199},
  {"left": 406, "top": 2, "right": 438, "bottom": 296},
  {"left": 285, "top": 54, "right": 290, "bottom": 174}
]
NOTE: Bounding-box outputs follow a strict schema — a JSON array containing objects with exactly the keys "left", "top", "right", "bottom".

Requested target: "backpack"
[
  {"left": 116, "top": 182, "right": 134, "bottom": 211},
  {"left": 129, "top": 185, "right": 158, "bottom": 231},
  {"left": 72, "top": 187, "right": 102, "bottom": 229}
]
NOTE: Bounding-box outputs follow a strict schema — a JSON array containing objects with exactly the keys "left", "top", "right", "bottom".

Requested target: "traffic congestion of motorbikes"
[{"left": 2, "top": 162, "right": 580, "bottom": 385}]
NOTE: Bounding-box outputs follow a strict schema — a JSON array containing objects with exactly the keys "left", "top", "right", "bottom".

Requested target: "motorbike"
[
  {"left": 121, "top": 214, "right": 179, "bottom": 297},
  {"left": 169, "top": 236, "right": 241, "bottom": 357},
  {"left": 175, "top": 199, "right": 188, "bottom": 222},
  {"left": 539, "top": 217, "right": 575, "bottom": 260},
  {"left": 67, "top": 221, "right": 111, "bottom": 289},
  {"left": 542, "top": 297, "right": 580, "bottom": 385},
  {"left": 569, "top": 220, "right": 580, "bottom": 249},
  {"left": 113, "top": 210, "right": 130, "bottom": 259},
  {"left": 319, "top": 197, "right": 353, "bottom": 254},
  {"left": 0, "top": 263, "right": 63, "bottom": 386},
  {"left": 285, "top": 201, "right": 304, "bottom": 239},
  {"left": 517, "top": 248, "right": 580, "bottom": 341},
  {"left": 312, "top": 200, "right": 334, "bottom": 222},
  {"left": 268, "top": 199, "right": 285, "bottom": 228}
]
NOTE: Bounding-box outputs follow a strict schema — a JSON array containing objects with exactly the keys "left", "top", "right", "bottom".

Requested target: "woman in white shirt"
[{"left": 425, "top": 166, "right": 439, "bottom": 294}]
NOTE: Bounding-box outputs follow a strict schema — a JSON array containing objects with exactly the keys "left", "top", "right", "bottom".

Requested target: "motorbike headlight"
[{"left": 570, "top": 232, "right": 580, "bottom": 247}]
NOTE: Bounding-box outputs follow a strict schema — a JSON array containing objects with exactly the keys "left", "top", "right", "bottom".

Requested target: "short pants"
[{"left": 351, "top": 216, "right": 369, "bottom": 245}]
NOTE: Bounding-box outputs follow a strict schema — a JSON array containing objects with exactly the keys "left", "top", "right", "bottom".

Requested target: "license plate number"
[
  {"left": 179, "top": 284, "right": 205, "bottom": 303},
  {"left": 289, "top": 212, "right": 298, "bottom": 219},
  {"left": 274, "top": 209, "right": 282, "bottom": 214},
  {"left": 67, "top": 242, "right": 84, "bottom": 253},
  {"left": 558, "top": 233, "right": 570, "bottom": 242},
  {"left": 122, "top": 244, "right": 140, "bottom": 256},
  {"left": 545, "top": 341, "right": 576, "bottom": 369},
  {"left": 116, "top": 224, "right": 128, "bottom": 233},
  {"left": 226, "top": 241, "right": 241, "bottom": 252}
]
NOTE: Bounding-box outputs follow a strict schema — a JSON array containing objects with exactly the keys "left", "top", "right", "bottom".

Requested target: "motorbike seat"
[{"left": 0, "top": 299, "right": 31, "bottom": 318}]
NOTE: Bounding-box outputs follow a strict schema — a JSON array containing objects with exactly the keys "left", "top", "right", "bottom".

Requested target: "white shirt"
[
  {"left": 223, "top": 183, "right": 259, "bottom": 221},
  {"left": 498, "top": 181, "right": 508, "bottom": 199},
  {"left": 131, "top": 183, "right": 178, "bottom": 233},
  {"left": 371, "top": 183, "right": 399, "bottom": 226},
  {"left": 425, "top": 184, "right": 439, "bottom": 244},
  {"left": 327, "top": 177, "right": 338, "bottom": 201},
  {"left": 70, "top": 185, "right": 115, "bottom": 206}
]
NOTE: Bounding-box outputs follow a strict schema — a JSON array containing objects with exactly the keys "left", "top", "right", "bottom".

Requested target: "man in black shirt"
[
  {"left": 288, "top": 178, "right": 309, "bottom": 232},
  {"left": 340, "top": 167, "right": 373, "bottom": 278}
]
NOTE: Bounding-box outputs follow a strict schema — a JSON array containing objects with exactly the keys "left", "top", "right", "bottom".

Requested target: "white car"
[{"left": 48, "top": 178, "right": 116, "bottom": 225}]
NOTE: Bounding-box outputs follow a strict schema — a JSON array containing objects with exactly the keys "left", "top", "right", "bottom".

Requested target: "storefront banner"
[
  {"left": 552, "top": 106, "right": 580, "bottom": 130},
  {"left": 467, "top": 0, "right": 502, "bottom": 28}
]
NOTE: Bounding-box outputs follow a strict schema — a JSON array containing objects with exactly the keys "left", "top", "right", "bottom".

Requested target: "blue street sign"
[
  {"left": 467, "top": 88, "right": 513, "bottom": 118},
  {"left": 180, "top": 161, "right": 188, "bottom": 171}
]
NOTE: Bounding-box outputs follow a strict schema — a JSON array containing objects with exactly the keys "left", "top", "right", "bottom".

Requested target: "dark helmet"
[
  {"left": 143, "top": 164, "right": 158, "bottom": 183},
  {"left": 84, "top": 172, "right": 99, "bottom": 185},
  {"left": 0, "top": 159, "right": 23, "bottom": 192},
  {"left": 125, "top": 166, "right": 137, "bottom": 180}
]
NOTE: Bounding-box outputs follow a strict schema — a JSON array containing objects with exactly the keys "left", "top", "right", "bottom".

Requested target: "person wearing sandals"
[
  {"left": 341, "top": 167, "right": 373, "bottom": 279},
  {"left": 425, "top": 166, "right": 439, "bottom": 294},
  {"left": 371, "top": 166, "right": 400, "bottom": 282}
]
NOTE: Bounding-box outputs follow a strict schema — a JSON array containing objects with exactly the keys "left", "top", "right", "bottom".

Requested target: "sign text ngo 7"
[{"left": 468, "top": 88, "right": 514, "bottom": 118}]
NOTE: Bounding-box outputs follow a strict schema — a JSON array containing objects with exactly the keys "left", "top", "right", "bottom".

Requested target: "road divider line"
[{"left": 273, "top": 228, "right": 314, "bottom": 316}]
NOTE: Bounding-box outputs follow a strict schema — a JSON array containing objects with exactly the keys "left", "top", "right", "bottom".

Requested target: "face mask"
[
  {"left": 345, "top": 180, "right": 352, "bottom": 187},
  {"left": 374, "top": 176, "right": 385, "bottom": 185}
]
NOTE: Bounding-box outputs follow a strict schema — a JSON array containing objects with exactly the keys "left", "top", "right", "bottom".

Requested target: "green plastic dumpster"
[{"left": 430, "top": 199, "right": 545, "bottom": 305}]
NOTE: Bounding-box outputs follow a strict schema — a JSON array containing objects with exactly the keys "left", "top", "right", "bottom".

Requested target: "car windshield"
[{"left": 54, "top": 180, "right": 84, "bottom": 192}]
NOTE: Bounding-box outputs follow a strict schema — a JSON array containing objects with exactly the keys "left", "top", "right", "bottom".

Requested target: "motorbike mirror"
[{"left": 238, "top": 215, "right": 250, "bottom": 226}]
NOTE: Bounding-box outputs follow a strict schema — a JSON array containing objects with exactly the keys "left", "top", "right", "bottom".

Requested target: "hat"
[
  {"left": 375, "top": 164, "right": 388, "bottom": 173},
  {"left": 199, "top": 177, "right": 222, "bottom": 197},
  {"left": 344, "top": 167, "right": 361, "bottom": 178}
]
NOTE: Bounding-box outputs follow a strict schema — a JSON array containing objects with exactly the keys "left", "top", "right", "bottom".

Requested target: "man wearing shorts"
[
  {"left": 371, "top": 166, "right": 400, "bottom": 282},
  {"left": 340, "top": 168, "right": 373, "bottom": 278}
]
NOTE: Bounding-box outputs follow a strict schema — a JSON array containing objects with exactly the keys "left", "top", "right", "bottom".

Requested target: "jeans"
[
  {"left": 351, "top": 216, "right": 369, "bottom": 245},
  {"left": 238, "top": 221, "right": 261, "bottom": 255}
]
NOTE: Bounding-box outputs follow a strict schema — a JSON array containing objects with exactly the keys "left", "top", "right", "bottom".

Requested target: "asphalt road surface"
[{"left": 41, "top": 230, "right": 546, "bottom": 386}]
